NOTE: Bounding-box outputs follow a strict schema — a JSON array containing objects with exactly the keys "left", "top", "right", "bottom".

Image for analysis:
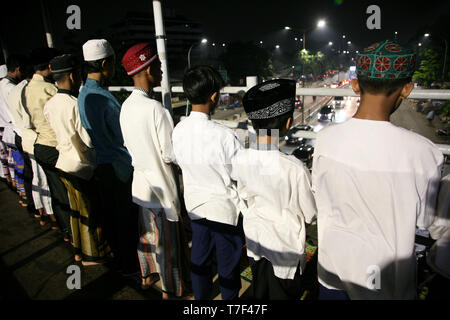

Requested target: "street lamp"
[
  {"left": 188, "top": 38, "right": 207, "bottom": 69},
  {"left": 424, "top": 33, "right": 430, "bottom": 37},
  {"left": 275, "top": 45, "right": 280, "bottom": 49},
  {"left": 347, "top": 41, "right": 351, "bottom": 45},
  {"left": 317, "top": 19, "right": 326, "bottom": 28},
  {"left": 328, "top": 41, "right": 333, "bottom": 46}
]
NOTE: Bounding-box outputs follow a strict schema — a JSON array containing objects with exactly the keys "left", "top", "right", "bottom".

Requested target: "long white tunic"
[
  {"left": 44, "top": 92, "right": 95, "bottom": 180},
  {"left": 231, "top": 148, "right": 317, "bottom": 279},
  {"left": 172, "top": 111, "right": 244, "bottom": 226},
  {"left": 7, "top": 80, "right": 37, "bottom": 154},
  {"left": 0, "top": 78, "right": 16, "bottom": 144},
  {"left": 120, "top": 89, "right": 180, "bottom": 222},
  {"left": 312, "top": 118, "right": 443, "bottom": 299},
  {"left": 427, "top": 174, "right": 450, "bottom": 279}
]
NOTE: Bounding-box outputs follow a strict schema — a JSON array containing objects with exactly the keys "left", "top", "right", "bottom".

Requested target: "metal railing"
[{"left": 107, "top": 84, "right": 450, "bottom": 155}]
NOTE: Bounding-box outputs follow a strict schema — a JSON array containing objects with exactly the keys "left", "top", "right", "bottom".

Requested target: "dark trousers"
[
  {"left": 190, "top": 218, "right": 243, "bottom": 300},
  {"left": 34, "top": 143, "right": 71, "bottom": 236},
  {"left": 94, "top": 164, "right": 139, "bottom": 275},
  {"left": 14, "top": 133, "right": 36, "bottom": 214},
  {"left": 249, "top": 257, "right": 302, "bottom": 300},
  {"left": 319, "top": 283, "right": 350, "bottom": 300}
]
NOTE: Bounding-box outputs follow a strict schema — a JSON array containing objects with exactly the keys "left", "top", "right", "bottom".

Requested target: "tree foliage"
[
  {"left": 413, "top": 46, "right": 447, "bottom": 88},
  {"left": 297, "top": 49, "right": 334, "bottom": 77}
]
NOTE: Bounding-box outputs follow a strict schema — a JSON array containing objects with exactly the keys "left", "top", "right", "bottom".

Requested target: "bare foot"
[
  {"left": 81, "top": 260, "right": 104, "bottom": 266},
  {"left": 75, "top": 255, "right": 82, "bottom": 262},
  {"left": 141, "top": 274, "right": 160, "bottom": 290},
  {"left": 162, "top": 292, "right": 170, "bottom": 300}
]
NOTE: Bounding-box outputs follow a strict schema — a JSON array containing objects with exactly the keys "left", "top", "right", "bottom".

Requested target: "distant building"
[{"left": 106, "top": 9, "right": 204, "bottom": 82}]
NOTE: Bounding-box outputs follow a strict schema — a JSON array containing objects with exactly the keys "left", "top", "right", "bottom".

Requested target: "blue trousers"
[
  {"left": 190, "top": 217, "right": 243, "bottom": 300},
  {"left": 319, "top": 283, "right": 350, "bottom": 300}
]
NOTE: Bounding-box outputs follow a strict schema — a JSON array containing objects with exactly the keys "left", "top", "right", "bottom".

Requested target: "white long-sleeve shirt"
[
  {"left": 231, "top": 148, "right": 317, "bottom": 279},
  {"left": 120, "top": 89, "right": 180, "bottom": 222},
  {"left": 312, "top": 118, "right": 443, "bottom": 299},
  {"left": 44, "top": 91, "right": 95, "bottom": 180},
  {"left": 6, "top": 80, "right": 37, "bottom": 154},
  {"left": 172, "top": 111, "right": 244, "bottom": 226}
]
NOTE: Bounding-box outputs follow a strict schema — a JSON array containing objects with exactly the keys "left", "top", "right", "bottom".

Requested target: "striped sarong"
[
  {"left": 60, "top": 176, "right": 111, "bottom": 262},
  {"left": 12, "top": 149, "right": 26, "bottom": 199},
  {"left": 137, "top": 206, "right": 184, "bottom": 297},
  {"left": 0, "top": 128, "right": 10, "bottom": 179}
]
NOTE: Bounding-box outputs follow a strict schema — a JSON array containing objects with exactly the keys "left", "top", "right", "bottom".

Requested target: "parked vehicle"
[
  {"left": 318, "top": 105, "right": 335, "bottom": 122},
  {"left": 284, "top": 125, "right": 314, "bottom": 146},
  {"left": 292, "top": 144, "right": 314, "bottom": 169}
]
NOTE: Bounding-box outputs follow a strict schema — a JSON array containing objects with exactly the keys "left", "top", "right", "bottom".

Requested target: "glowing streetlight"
[
  {"left": 188, "top": 38, "right": 208, "bottom": 68},
  {"left": 418, "top": 43, "right": 422, "bottom": 47},
  {"left": 260, "top": 41, "right": 263, "bottom": 44},
  {"left": 347, "top": 41, "right": 351, "bottom": 44},
  {"left": 284, "top": 26, "right": 291, "bottom": 30},
  {"left": 317, "top": 19, "right": 326, "bottom": 28},
  {"left": 342, "top": 35, "right": 346, "bottom": 38},
  {"left": 424, "top": 33, "right": 430, "bottom": 37},
  {"left": 212, "top": 43, "right": 216, "bottom": 46},
  {"left": 222, "top": 43, "right": 225, "bottom": 47},
  {"left": 275, "top": 45, "right": 280, "bottom": 49},
  {"left": 328, "top": 41, "right": 333, "bottom": 46}
]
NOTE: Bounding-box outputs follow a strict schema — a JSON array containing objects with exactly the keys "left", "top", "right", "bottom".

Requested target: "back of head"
[
  {"left": 243, "top": 79, "right": 296, "bottom": 135},
  {"left": 183, "top": 65, "right": 225, "bottom": 104},
  {"left": 355, "top": 40, "right": 415, "bottom": 96},
  {"left": 30, "top": 47, "right": 61, "bottom": 72},
  {"left": 6, "top": 53, "right": 28, "bottom": 73},
  {"left": 82, "top": 39, "right": 114, "bottom": 74},
  {"left": 50, "top": 54, "right": 81, "bottom": 83}
]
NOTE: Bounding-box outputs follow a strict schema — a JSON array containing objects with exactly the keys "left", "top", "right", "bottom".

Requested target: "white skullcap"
[
  {"left": 82, "top": 39, "right": 114, "bottom": 62},
  {"left": 0, "top": 64, "right": 7, "bottom": 78}
]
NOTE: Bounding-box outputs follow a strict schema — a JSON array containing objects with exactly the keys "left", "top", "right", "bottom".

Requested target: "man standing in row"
[
  {"left": 26, "top": 47, "right": 72, "bottom": 240},
  {"left": 120, "top": 43, "right": 187, "bottom": 298},
  {"left": 78, "top": 39, "right": 139, "bottom": 278},
  {"left": 45, "top": 54, "right": 110, "bottom": 265}
]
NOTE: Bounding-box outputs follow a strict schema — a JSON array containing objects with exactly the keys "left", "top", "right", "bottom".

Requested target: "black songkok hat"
[
  {"left": 30, "top": 47, "right": 61, "bottom": 68},
  {"left": 243, "top": 79, "right": 296, "bottom": 120},
  {"left": 50, "top": 54, "right": 80, "bottom": 74}
]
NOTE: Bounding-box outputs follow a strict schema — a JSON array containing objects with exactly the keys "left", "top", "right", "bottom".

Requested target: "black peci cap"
[
  {"left": 50, "top": 54, "right": 80, "bottom": 74},
  {"left": 243, "top": 79, "right": 296, "bottom": 120}
]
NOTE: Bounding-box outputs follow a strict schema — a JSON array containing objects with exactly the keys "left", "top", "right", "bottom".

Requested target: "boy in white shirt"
[
  {"left": 231, "top": 79, "right": 317, "bottom": 299},
  {"left": 172, "top": 65, "right": 244, "bottom": 300},
  {"left": 312, "top": 40, "right": 443, "bottom": 299}
]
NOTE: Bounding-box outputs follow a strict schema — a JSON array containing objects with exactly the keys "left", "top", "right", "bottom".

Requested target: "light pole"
[
  {"left": 188, "top": 38, "right": 207, "bottom": 69},
  {"left": 284, "top": 19, "right": 326, "bottom": 124}
]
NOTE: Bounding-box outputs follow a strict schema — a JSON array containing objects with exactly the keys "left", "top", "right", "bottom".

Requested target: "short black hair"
[
  {"left": 6, "top": 54, "right": 27, "bottom": 72},
  {"left": 84, "top": 55, "right": 114, "bottom": 74},
  {"left": 53, "top": 72, "right": 70, "bottom": 83},
  {"left": 251, "top": 111, "right": 293, "bottom": 137},
  {"left": 183, "top": 65, "right": 225, "bottom": 104},
  {"left": 357, "top": 75, "right": 412, "bottom": 96}
]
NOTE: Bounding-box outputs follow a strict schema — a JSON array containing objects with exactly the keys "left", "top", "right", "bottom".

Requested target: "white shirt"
[
  {"left": 427, "top": 174, "right": 450, "bottom": 279},
  {"left": 172, "top": 111, "right": 244, "bottom": 226},
  {"left": 7, "top": 80, "right": 37, "bottom": 154},
  {"left": 0, "top": 77, "right": 15, "bottom": 128},
  {"left": 231, "top": 148, "right": 317, "bottom": 279},
  {"left": 312, "top": 118, "right": 443, "bottom": 299},
  {"left": 44, "top": 91, "right": 95, "bottom": 180},
  {"left": 120, "top": 89, "right": 180, "bottom": 222}
]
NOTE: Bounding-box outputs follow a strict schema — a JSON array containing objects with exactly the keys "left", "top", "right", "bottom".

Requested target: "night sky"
[{"left": 1, "top": 0, "right": 449, "bottom": 60}]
